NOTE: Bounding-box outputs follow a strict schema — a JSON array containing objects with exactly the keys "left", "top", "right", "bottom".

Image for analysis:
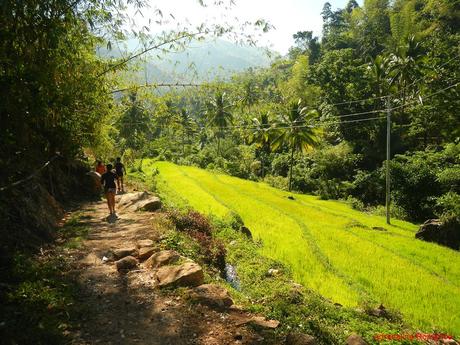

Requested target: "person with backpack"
[
  {"left": 114, "top": 157, "right": 126, "bottom": 193},
  {"left": 95, "top": 160, "right": 106, "bottom": 175},
  {"left": 101, "top": 164, "right": 117, "bottom": 216}
]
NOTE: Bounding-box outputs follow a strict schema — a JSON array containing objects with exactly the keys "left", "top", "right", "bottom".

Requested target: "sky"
[{"left": 128, "top": 0, "right": 362, "bottom": 54}]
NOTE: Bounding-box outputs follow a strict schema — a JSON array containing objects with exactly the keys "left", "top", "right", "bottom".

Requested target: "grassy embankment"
[{"left": 130, "top": 160, "right": 460, "bottom": 338}]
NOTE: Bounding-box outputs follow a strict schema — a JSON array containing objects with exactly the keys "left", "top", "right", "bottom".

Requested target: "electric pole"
[{"left": 385, "top": 97, "right": 391, "bottom": 225}]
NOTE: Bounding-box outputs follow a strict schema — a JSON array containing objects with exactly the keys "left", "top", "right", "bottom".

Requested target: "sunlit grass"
[{"left": 149, "top": 161, "right": 460, "bottom": 335}]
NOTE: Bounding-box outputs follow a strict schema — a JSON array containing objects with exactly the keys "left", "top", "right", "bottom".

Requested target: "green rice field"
[{"left": 145, "top": 161, "right": 460, "bottom": 334}]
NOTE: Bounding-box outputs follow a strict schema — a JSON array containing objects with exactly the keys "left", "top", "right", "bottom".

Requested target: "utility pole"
[{"left": 385, "top": 97, "right": 391, "bottom": 225}]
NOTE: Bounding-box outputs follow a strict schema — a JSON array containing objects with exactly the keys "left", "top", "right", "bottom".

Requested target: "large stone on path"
[
  {"left": 189, "top": 284, "right": 233, "bottom": 309},
  {"left": 145, "top": 250, "right": 180, "bottom": 269},
  {"left": 85, "top": 171, "right": 102, "bottom": 196},
  {"left": 138, "top": 247, "right": 156, "bottom": 261},
  {"left": 137, "top": 197, "right": 162, "bottom": 212},
  {"left": 346, "top": 334, "right": 368, "bottom": 345},
  {"left": 415, "top": 219, "right": 460, "bottom": 250},
  {"left": 115, "top": 256, "right": 139, "bottom": 271},
  {"left": 247, "top": 316, "right": 280, "bottom": 329},
  {"left": 113, "top": 246, "right": 138, "bottom": 259},
  {"left": 285, "top": 333, "right": 318, "bottom": 345},
  {"left": 118, "top": 192, "right": 162, "bottom": 212},
  {"left": 137, "top": 239, "right": 155, "bottom": 248},
  {"left": 156, "top": 262, "right": 204, "bottom": 288}
]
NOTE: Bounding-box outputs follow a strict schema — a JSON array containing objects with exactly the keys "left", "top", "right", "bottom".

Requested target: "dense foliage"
[{"left": 114, "top": 0, "right": 460, "bottom": 225}]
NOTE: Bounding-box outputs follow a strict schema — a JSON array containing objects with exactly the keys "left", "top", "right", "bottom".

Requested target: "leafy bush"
[
  {"left": 166, "top": 209, "right": 226, "bottom": 271},
  {"left": 167, "top": 209, "right": 212, "bottom": 235},
  {"left": 390, "top": 143, "right": 460, "bottom": 221},
  {"left": 435, "top": 192, "right": 460, "bottom": 224},
  {"left": 350, "top": 169, "right": 385, "bottom": 205},
  {"left": 263, "top": 175, "right": 288, "bottom": 190}
]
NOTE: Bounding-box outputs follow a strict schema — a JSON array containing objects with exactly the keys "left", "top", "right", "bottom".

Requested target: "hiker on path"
[
  {"left": 95, "top": 160, "right": 106, "bottom": 175},
  {"left": 114, "top": 157, "right": 126, "bottom": 193},
  {"left": 101, "top": 164, "right": 117, "bottom": 216}
]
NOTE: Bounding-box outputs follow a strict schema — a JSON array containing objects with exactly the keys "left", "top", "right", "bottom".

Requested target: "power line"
[
  {"left": 108, "top": 80, "right": 459, "bottom": 131},
  {"left": 111, "top": 82, "right": 202, "bottom": 93}
]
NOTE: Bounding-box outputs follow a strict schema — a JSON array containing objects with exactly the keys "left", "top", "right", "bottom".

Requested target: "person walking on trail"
[
  {"left": 95, "top": 160, "right": 106, "bottom": 175},
  {"left": 101, "top": 164, "right": 117, "bottom": 216},
  {"left": 114, "top": 157, "right": 126, "bottom": 193}
]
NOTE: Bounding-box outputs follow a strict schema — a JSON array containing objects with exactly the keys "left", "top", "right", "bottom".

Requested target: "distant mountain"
[{"left": 97, "top": 38, "right": 277, "bottom": 84}]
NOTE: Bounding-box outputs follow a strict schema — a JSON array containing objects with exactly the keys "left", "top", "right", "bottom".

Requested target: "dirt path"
[{"left": 65, "top": 194, "right": 277, "bottom": 345}]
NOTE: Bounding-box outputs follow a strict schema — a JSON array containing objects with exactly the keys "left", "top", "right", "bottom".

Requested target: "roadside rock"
[
  {"left": 137, "top": 239, "right": 155, "bottom": 248},
  {"left": 85, "top": 171, "right": 102, "bottom": 195},
  {"left": 236, "top": 316, "right": 279, "bottom": 329},
  {"left": 367, "top": 304, "right": 388, "bottom": 318},
  {"left": 145, "top": 250, "right": 180, "bottom": 269},
  {"left": 240, "top": 226, "right": 252, "bottom": 239},
  {"left": 113, "top": 247, "right": 138, "bottom": 259},
  {"left": 189, "top": 284, "right": 233, "bottom": 309},
  {"left": 138, "top": 247, "right": 156, "bottom": 261},
  {"left": 137, "top": 197, "right": 162, "bottom": 212},
  {"left": 267, "top": 268, "right": 280, "bottom": 276},
  {"left": 156, "top": 262, "right": 204, "bottom": 288},
  {"left": 346, "top": 334, "right": 368, "bottom": 345},
  {"left": 115, "top": 256, "right": 139, "bottom": 271},
  {"left": 286, "top": 333, "right": 317, "bottom": 345},
  {"left": 415, "top": 219, "right": 460, "bottom": 250},
  {"left": 118, "top": 191, "right": 162, "bottom": 212}
]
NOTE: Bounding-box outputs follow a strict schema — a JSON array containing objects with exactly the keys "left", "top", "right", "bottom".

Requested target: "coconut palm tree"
[
  {"left": 205, "top": 91, "right": 233, "bottom": 155},
  {"left": 272, "top": 100, "right": 321, "bottom": 191},
  {"left": 248, "top": 112, "right": 272, "bottom": 177}
]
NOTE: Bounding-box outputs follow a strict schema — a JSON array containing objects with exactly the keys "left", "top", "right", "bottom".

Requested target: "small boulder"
[
  {"left": 415, "top": 219, "right": 460, "bottom": 250},
  {"left": 267, "top": 268, "right": 280, "bottom": 276},
  {"left": 137, "top": 239, "right": 155, "bottom": 248},
  {"left": 85, "top": 171, "right": 102, "bottom": 196},
  {"left": 190, "top": 284, "right": 233, "bottom": 309},
  {"left": 115, "top": 256, "right": 139, "bottom": 271},
  {"left": 286, "top": 333, "right": 317, "bottom": 345},
  {"left": 240, "top": 226, "right": 252, "bottom": 239},
  {"left": 137, "top": 197, "right": 162, "bottom": 212},
  {"left": 346, "top": 334, "right": 368, "bottom": 345},
  {"left": 113, "top": 247, "right": 138, "bottom": 259},
  {"left": 138, "top": 247, "right": 156, "bottom": 261},
  {"left": 145, "top": 250, "right": 180, "bottom": 269},
  {"left": 118, "top": 191, "right": 162, "bottom": 212},
  {"left": 247, "top": 316, "right": 280, "bottom": 329},
  {"left": 367, "top": 304, "right": 388, "bottom": 318},
  {"left": 156, "top": 262, "right": 204, "bottom": 288}
]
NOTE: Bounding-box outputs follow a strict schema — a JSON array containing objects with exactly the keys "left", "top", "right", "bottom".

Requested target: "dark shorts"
[
  {"left": 116, "top": 173, "right": 123, "bottom": 178},
  {"left": 105, "top": 187, "right": 116, "bottom": 194}
]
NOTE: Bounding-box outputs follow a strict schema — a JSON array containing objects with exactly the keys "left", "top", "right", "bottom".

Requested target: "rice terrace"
[{"left": 146, "top": 160, "right": 460, "bottom": 335}]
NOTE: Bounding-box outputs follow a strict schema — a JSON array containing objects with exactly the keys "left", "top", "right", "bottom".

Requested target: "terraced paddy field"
[{"left": 143, "top": 161, "right": 460, "bottom": 335}]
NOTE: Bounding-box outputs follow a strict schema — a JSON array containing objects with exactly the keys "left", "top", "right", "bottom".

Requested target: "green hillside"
[
  {"left": 145, "top": 160, "right": 460, "bottom": 335},
  {"left": 97, "top": 38, "right": 274, "bottom": 83}
]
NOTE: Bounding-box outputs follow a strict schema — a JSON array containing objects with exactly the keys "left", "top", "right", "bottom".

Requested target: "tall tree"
[
  {"left": 272, "top": 100, "right": 321, "bottom": 191},
  {"left": 205, "top": 91, "right": 233, "bottom": 155}
]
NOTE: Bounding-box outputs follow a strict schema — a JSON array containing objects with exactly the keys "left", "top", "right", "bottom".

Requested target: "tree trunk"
[{"left": 288, "top": 145, "right": 295, "bottom": 191}]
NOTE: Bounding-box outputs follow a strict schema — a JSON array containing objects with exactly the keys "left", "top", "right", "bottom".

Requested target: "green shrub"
[
  {"left": 263, "top": 175, "right": 288, "bottom": 190},
  {"left": 435, "top": 191, "right": 460, "bottom": 223}
]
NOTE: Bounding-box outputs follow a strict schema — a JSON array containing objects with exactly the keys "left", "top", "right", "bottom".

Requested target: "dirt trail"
[{"left": 66, "top": 193, "right": 276, "bottom": 345}]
